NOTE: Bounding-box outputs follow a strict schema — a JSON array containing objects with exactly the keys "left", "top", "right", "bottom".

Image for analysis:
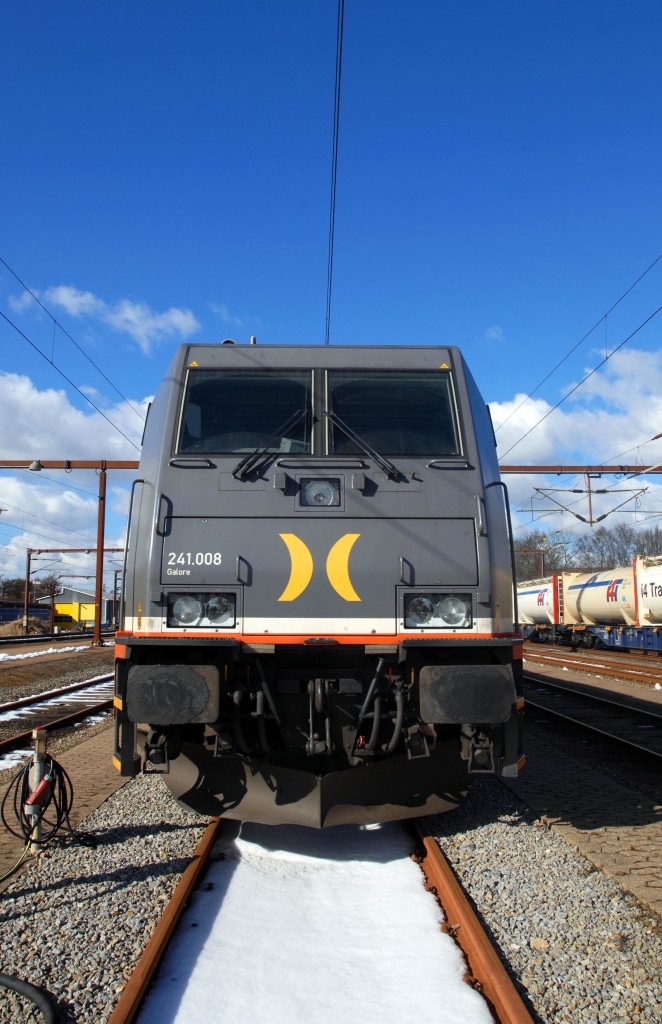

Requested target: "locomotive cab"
[{"left": 114, "top": 343, "right": 524, "bottom": 827}]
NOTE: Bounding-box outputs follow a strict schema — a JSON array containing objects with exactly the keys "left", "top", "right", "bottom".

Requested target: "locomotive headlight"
[
  {"left": 167, "top": 592, "right": 236, "bottom": 628},
  {"left": 405, "top": 596, "right": 435, "bottom": 626},
  {"left": 206, "top": 595, "right": 234, "bottom": 625},
  {"left": 436, "top": 596, "right": 470, "bottom": 626},
  {"left": 403, "top": 592, "right": 472, "bottom": 629},
  {"left": 170, "top": 595, "right": 204, "bottom": 625},
  {"left": 300, "top": 477, "right": 341, "bottom": 507}
]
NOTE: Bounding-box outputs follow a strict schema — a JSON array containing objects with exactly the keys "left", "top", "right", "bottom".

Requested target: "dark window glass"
[
  {"left": 178, "top": 370, "right": 312, "bottom": 454},
  {"left": 327, "top": 370, "right": 460, "bottom": 456}
]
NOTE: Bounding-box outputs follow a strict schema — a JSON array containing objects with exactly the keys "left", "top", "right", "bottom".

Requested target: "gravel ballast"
[
  {"left": 0, "top": 775, "right": 208, "bottom": 1023},
  {"left": 1, "top": 772, "right": 661, "bottom": 1022},
  {"left": 428, "top": 779, "right": 662, "bottom": 1024}
]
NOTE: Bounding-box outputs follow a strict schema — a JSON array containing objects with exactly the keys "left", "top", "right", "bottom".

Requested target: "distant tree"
[
  {"left": 633, "top": 524, "right": 662, "bottom": 557},
  {"left": 572, "top": 523, "right": 637, "bottom": 569},
  {"left": 515, "top": 521, "right": 662, "bottom": 578},
  {"left": 0, "top": 577, "right": 26, "bottom": 601},
  {"left": 513, "top": 530, "right": 574, "bottom": 581},
  {"left": 30, "top": 574, "right": 62, "bottom": 602}
]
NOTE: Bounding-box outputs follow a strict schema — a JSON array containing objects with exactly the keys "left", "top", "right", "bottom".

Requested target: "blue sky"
[{"left": 2, "top": 1, "right": 662, "bottom": 588}]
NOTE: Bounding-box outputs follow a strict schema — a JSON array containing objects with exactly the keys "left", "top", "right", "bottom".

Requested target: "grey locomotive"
[{"left": 114, "top": 342, "right": 524, "bottom": 827}]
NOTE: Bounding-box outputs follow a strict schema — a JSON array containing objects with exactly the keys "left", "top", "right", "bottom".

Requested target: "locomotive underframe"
[{"left": 114, "top": 636, "right": 523, "bottom": 827}]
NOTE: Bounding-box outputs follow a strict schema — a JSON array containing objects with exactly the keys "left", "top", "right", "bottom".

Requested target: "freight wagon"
[{"left": 518, "top": 555, "right": 662, "bottom": 650}]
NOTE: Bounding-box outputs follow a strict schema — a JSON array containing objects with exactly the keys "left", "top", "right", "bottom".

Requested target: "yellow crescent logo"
[
  {"left": 278, "top": 534, "right": 314, "bottom": 601},
  {"left": 277, "top": 533, "right": 361, "bottom": 602},
  {"left": 326, "top": 533, "right": 361, "bottom": 601}
]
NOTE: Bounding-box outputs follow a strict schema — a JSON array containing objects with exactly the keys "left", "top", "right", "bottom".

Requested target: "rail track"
[
  {"left": 523, "top": 642, "right": 662, "bottom": 687},
  {"left": 0, "top": 675, "right": 114, "bottom": 760},
  {"left": 523, "top": 674, "right": 662, "bottom": 758},
  {"left": 107, "top": 818, "right": 533, "bottom": 1024},
  {"left": 0, "top": 631, "right": 115, "bottom": 650}
]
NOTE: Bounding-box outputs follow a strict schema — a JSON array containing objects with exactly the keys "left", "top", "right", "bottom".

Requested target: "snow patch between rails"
[{"left": 137, "top": 821, "right": 492, "bottom": 1024}]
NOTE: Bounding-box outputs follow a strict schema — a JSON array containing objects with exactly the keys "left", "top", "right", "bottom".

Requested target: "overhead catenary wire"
[
  {"left": 494, "top": 250, "right": 662, "bottom": 434},
  {"left": 499, "top": 302, "right": 662, "bottom": 460},
  {"left": 497, "top": 258, "right": 662, "bottom": 532},
  {"left": 0, "top": 307, "right": 142, "bottom": 452},
  {"left": 324, "top": 0, "right": 345, "bottom": 347},
  {"left": 1, "top": 465, "right": 100, "bottom": 498},
  {"left": 506, "top": 427, "right": 662, "bottom": 539},
  {"left": 0, "top": 255, "right": 145, "bottom": 424},
  {"left": 0, "top": 520, "right": 98, "bottom": 551},
  {"left": 0, "top": 499, "right": 98, "bottom": 539}
]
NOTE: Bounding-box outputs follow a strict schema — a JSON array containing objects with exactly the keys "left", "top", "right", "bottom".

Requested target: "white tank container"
[
  {"left": 517, "top": 578, "right": 557, "bottom": 624},
  {"left": 562, "top": 568, "right": 636, "bottom": 626},
  {"left": 635, "top": 555, "right": 662, "bottom": 625}
]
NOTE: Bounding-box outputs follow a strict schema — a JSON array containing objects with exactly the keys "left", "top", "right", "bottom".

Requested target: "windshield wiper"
[
  {"left": 325, "top": 410, "right": 402, "bottom": 480},
  {"left": 232, "top": 408, "right": 307, "bottom": 480}
]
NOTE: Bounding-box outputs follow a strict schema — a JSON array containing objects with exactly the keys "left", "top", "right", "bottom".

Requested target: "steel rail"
[
  {"left": 0, "top": 698, "right": 114, "bottom": 758},
  {"left": 412, "top": 821, "right": 534, "bottom": 1024},
  {"left": 0, "top": 630, "right": 115, "bottom": 648},
  {"left": 110, "top": 817, "right": 532, "bottom": 1024},
  {"left": 523, "top": 649, "right": 662, "bottom": 687},
  {"left": 0, "top": 674, "right": 114, "bottom": 714},
  {"left": 108, "top": 817, "right": 223, "bottom": 1024},
  {"left": 524, "top": 641, "right": 662, "bottom": 660},
  {"left": 523, "top": 683, "right": 662, "bottom": 760}
]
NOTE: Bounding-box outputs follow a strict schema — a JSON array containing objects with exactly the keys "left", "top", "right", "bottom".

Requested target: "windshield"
[
  {"left": 178, "top": 369, "right": 312, "bottom": 454},
  {"left": 327, "top": 370, "right": 460, "bottom": 456}
]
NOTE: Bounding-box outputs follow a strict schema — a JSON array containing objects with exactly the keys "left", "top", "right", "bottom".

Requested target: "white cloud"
[
  {"left": 0, "top": 372, "right": 144, "bottom": 582},
  {"left": 41, "top": 285, "right": 200, "bottom": 354},
  {"left": 0, "top": 475, "right": 132, "bottom": 587},
  {"left": 8, "top": 291, "right": 33, "bottom": 314},
  {"left": 104, "top": 299, "right": 199, "bottom": 353},
  {"left": 485, "top": 325, "right": 504, "bottom": 342},
  {"left": 0, "top": 474, "right": 99, "bottom": 578},
  {"left": 210, "top": 302, "right": 246, "bottom": 329},
  {"left": 0, "top": 372, "right": 148, "bottom": 459},
  {"left": 44, "top": 285, "right": 105, "bottom": 317},
  {"left": 492, "top": 345, "right": 662, "bottom": 534},
  {"left": 492, "top": 347, "right": 662, "bottom": 466},
  {"left": 567, "top": 347, "right": 662, "bottom": 413}
]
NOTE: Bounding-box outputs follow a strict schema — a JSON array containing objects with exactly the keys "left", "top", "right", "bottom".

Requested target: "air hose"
[{"left": 0, "top": 973, "right": 56, "bottom": 1023}]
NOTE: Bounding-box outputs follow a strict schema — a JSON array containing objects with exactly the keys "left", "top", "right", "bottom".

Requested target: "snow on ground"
[
  {"left": 0, "top": 676, "right": 113, "bottom": 770},
  {"left": 138, "top": 821, "right": 492, "bottom": 1024},
  {"left": 0, "top": 746, "right": 33, "bottom": 772},
  {"left": 0, "top": 676, "right": 113, "bottom": 723},
  {"left": 0, "top": 644, "right": 91, "bottom": 662}
]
